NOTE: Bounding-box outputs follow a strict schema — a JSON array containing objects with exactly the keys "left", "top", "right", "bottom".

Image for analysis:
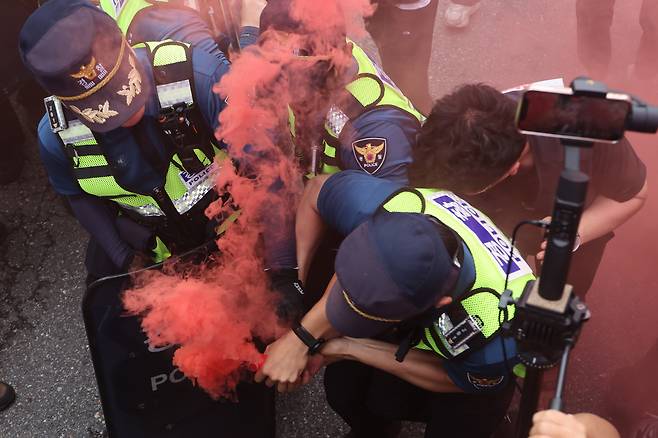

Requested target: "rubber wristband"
[{"left": 292, "top": 324, "right": 325, "bottom": 355}]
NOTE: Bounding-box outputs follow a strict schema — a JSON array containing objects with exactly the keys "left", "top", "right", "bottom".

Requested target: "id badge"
[{"left": 434, "top": 313, "right": 483, "bottom": 357}]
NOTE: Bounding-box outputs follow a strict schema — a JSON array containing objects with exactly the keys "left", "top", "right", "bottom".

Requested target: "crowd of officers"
[{"left": 10, "top": 0, "right": 648, "bottom": 436}]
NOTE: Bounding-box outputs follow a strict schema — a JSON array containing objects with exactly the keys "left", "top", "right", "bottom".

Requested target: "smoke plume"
[{"left": 123, "top": 0, "right": 374, "bottom": 399}]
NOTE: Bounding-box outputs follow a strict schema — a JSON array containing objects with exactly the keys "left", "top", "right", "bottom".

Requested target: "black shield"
[{"left": 82, "top": 274, "right": 275, "bottom": 438}]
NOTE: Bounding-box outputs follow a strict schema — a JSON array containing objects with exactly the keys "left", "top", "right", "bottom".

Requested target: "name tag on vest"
[
  {"left": 430, "top": 192, "right": 533, "bottom": 281},
  {"left": 179, "top": 164, "right": 215, "bottom": 190}
]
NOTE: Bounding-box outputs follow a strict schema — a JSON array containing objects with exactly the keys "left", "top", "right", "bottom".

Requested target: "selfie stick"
[
  {"left": 508, "top": 78, "right": 607, "bottom": 438},
  {"left": 510, "top": 139, "right": 592, "bottom": 438},
  {"left": 509, "top": 77, "right": 658, "bottom": 438}
]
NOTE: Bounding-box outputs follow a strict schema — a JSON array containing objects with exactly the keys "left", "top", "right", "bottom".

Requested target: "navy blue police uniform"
[
  {"left": 19, "top": 3, "right": 278, "bottom": 436},
  {"left": 325, "top": 104, "right": 420, "bottom": 186},
  {"left": 317, "top": 170, "right": 517, "bottom": 438},
  {"left": 38, "top": 46, "right": 230, "bottom": 197},
  {"left": 258, "top": 0, "right": 422, "bottom": 186},
  {"left": 318, "top": 170, "right": 519, "bottom": 392},
  {"left": 257, "top": 0, "right": 426, "bottom": 311},
  {"left": 32, "top": 20, "right": 260, "bottom": 277}
]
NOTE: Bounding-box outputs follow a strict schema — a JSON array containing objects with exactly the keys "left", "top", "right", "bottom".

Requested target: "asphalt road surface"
[{"left": 1, "top": 0, "right": 657, "bottom": 437}]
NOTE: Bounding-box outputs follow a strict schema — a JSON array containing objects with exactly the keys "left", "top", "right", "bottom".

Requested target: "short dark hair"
[
  {"left": 408, "top": 83, "right": 527, "bottom": 193},
  {"left": 259, "top": 0, "right": 347, "bottom": 56}
]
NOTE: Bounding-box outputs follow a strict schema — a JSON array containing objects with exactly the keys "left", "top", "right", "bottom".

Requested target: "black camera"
[
  {"left": 504, "top": 77, "right": 658, "bottom": 438},
  {"left": 516, "top": 78, "right": 658, "bottom": 143}
]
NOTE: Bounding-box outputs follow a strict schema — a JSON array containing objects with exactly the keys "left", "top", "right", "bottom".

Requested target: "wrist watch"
[{"left": 292, "top": 324, "right": 326, "bottom": 355}]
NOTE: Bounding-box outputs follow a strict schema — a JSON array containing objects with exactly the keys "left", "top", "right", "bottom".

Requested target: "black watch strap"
[{"left": 292, "top": 324, "right": 325, "bottom": 355}]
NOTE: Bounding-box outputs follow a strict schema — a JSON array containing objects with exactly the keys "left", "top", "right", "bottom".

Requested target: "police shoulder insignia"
[
  {"left": 352, "top": 137, "right": 387, "bottom": 175},
  {"left": 466, "top": 373, "right": 504, "bottom": 389}
]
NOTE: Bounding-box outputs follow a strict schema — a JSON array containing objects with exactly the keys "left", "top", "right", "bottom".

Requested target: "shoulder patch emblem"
[
  {"left": 352, "top": 137, "right": 387, "bottom": 175},
  {"left": 466, "top": 372, "right": 505, "bottom": 389}
]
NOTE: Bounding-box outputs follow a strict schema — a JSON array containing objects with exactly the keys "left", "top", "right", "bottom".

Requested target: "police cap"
[
  {"left": 326, "top": 212, "right": 457, "bottom": 338},
  {"left": 19, "top": 0, "right": 149, "bottom": 132}
]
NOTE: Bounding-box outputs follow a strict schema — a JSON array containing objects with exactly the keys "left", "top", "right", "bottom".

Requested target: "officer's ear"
[
  {"left": 508, "top": 161, "right": 522, "bottom": 177},
  {"left": 509, "top": 141, "right": 532, "bottom": 176}
]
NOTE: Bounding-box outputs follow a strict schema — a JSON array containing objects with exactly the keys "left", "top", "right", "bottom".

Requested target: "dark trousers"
[
  {"left": 324, "top": 361, "right": 515, "bottom": 438},
  {"left": 366, "top": 0, "right": 440, "bottom": 114},
  {"left": 577, "top": 0, "right": 658, "bottom": 78}
]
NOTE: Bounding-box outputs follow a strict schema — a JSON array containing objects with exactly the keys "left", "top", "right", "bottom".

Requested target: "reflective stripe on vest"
[
  {"left": 320, "top": 41, "right": 425, "bottom": 174},
  {"left": 56, "top": 41, "right": 222, "bottom": 218},
  {"left": 59, "top": 121, "right": 223, "bottom": 217},
  {"left": 381, "top": 188, "right": 536, "bottom": 360},
  {"left": 99, "top": 0, "right": 168, "bottom": 35}
]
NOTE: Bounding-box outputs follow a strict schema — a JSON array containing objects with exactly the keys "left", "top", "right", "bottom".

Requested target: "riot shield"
[{"left": 82, "top": 275, "right": 275, "bottom": 438}]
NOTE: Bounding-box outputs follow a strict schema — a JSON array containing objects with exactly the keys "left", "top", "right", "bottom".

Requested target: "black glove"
[
  {"left": 115, "top": 216, "right": 155, "bottom": 252},
  {"left": 267, "top": 268, "right": 306, "bottom": 325}
]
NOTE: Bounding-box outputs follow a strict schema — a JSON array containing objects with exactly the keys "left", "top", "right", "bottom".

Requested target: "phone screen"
[{"left": 516, "top": 89, "right": 631, "bottom": 143}]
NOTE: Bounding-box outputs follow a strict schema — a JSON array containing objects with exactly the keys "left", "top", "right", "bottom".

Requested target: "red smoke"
[
  {"left": 123, "top": 0, "right": 373, "bottom": 399},
  {"left": 123, "top": 267, "right": 274, "bottom": 399},
  {"left": 425, "top": 0, "right": 658, "bottom": 430},
  {"left": 291, "top": 0, "right": 374, "bottom": 38}
]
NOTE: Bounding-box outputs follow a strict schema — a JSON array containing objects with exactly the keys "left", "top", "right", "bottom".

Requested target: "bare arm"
[
  {"left": 578, "top": 179, "right": 648, "bottom": 244},
  {"left": 298, "top": 274, "right": 341, "bottom": 340},
  {"left": 574, "top": 413, "right": 621, "bottom": 438},
  {"left": 537, "top": 179, "right": 648, "bottom": 261},
  {"left": 296, "top": 174, "right": 331, "bottom": 283},
  {"left": 254, "top": 274, "right": 340, "bottom": 391},
  {"left": 322, "top": 337, "right": 462, "bottom": 393},
  {"left": 530, "top": 410, "right": 620, "bottom": 438}
]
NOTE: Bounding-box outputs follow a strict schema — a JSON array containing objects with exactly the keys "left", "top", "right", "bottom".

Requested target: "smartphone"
[{"left": 516, "top": 86, "right": 632, "bottom": 143}]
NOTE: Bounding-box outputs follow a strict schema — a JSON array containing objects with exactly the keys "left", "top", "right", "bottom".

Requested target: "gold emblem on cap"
[
  {"left": 69, "top": 100, "right": 119, "bottom": 125},
  {"left": 117, "top": 55, "right": 142, "bottom": 106},
  {"left": 58, "top": 39, "right": 127, "bottom": 102},
  {"left": 70, "top": 56, "right": 99, "bottom": 81}
]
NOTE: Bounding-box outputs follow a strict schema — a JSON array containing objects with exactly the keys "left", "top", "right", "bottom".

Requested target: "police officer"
[
  {"left": 19, "top": 2, "right": 287, "bottom": 434},
  {"left": 255, "top": 0, "right": 427, "bottom": 306},
  {"left": 256, "top": 170, "right": 535, "bottom": 437},
  {"left": 259, "top": 0, "right": 425, "bottom": 185},
  {"left": 99, "top": 0, "right": 305, "bottom": 320},
  {"left": 19, "top": 0, "right": 270, "bottom": 281}
]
